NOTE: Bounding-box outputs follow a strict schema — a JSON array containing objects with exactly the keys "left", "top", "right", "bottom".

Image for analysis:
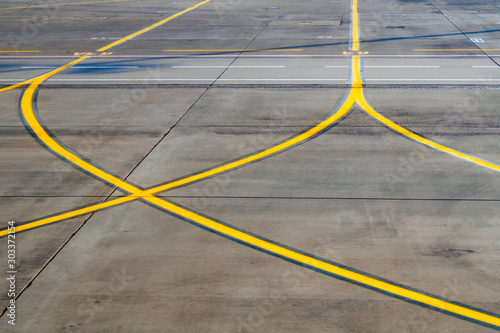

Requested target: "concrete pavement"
[{"left": 0, "top": 0, "right": 499, "bottom": 331}]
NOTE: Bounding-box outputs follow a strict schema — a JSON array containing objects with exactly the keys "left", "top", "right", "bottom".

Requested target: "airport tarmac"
[{"left": 0, "top": 0, "right": 499, "bottom": 332}]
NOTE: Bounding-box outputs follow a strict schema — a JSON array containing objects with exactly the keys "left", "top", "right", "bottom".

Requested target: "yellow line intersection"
[{"left": 1, "top": 0, "right": 500, "bottom": 329}]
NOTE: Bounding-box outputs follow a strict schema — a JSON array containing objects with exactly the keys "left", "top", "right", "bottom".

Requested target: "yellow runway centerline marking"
[
  {"left": 1, "top": 0, "right": 500, "bottom": 329},
  {"left": 0, "top": 0, "right": 130, "bottom": 11}
]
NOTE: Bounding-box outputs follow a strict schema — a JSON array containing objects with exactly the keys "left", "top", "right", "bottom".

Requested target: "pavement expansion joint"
[{"left": 1, "top": 0, "right": 500, "bottom": 330}]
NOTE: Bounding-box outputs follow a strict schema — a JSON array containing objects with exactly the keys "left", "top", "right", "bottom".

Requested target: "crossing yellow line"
[
  {"left": 0, "top": 79, "right": 36, "bottom": 93},
  {"left": 2, "top": 57, "right": 356, "bottom": 237},
  {"left": 2, "top": 0, "right": 500, "bottom": 329},
  {"left": 15, "top": 53, "right": 500, "bottom": 330},
  {"left": 0, "top": 0, "right": 218, "bottom": 234}
]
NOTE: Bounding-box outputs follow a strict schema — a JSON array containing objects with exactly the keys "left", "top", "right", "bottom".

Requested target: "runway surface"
[{"left": 0, "top": 0, "right": 500, "bottom": 331}]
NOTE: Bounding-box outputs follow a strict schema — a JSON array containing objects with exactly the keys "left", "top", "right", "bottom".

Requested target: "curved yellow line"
[
  {"left": 19, "top": 73, "right": 500, "bottom": 326},
  {"left": 3, "top": 0, "right": 500, "bottom": 328},
  {"left": 151, "top": 92, "right": 356, "bottom": 193},
  {"left": 3, "top": 78, "right": 355, "bottom": 237},
  {"left": 0, "top": 80, "right": 33, "bottom": 93},
  {"left": 356, "top": 95, "right": 500, "bottom": 173},
  {"left": 0, "top": 0, "right": 211, "bottom": 94},
  {"left": 23, "top": 79, "right": 145, "bottom": 196}
]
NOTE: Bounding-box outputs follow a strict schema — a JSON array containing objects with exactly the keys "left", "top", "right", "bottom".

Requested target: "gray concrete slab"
[
  {"left": 0, "top": 200, "right": 495, "bottom": 332},
  {"left": 162, "top": 108, "right": 500, "bottom": 200},
  {"left": 36, "top": 87, "right": 205, "bottom": 174},
  {"left": 126, "top": 88, "right": 346, "bottom": 186},
  {"left": 0, "top": 86, "right": 206, "bottom": 315},
  {"left": 430, "top": 0, "right": 500, "bottom": 15},
  {"left": 0, "top": 202, "right": 87, "bottom": 302}
]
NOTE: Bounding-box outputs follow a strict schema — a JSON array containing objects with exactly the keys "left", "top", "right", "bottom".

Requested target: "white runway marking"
[
  {"left": 365, "top": 78, "right": 500, "bottom": 81},
  {"left": 5, "top": 54, "right": 500, "bottom": 59},
  {"left": 21, "top": 66, "right": 139, "bottom": 69},
  {"left": 325, "top": 65, "right": 440, "bottom": 68},
  {"left": 171, "top": 66, "right": 286, "bottom": 68},
  {"left": 364, "top": 66, "right": 440, "bottom": 68},
  {"left": 2, "top": 78, "right": 500, "bottom": 82}
]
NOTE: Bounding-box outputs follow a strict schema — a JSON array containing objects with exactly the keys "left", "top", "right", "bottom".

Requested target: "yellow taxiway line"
[
  {"left": 1, "top": 0, "right": 500, "bottom": 329},
  {"left": 16, "top": 55, "right": 500, "bottom": 332},
  {"left": 351, "top": 0, "right": 360, "bottom": 51},
  {"left": 0, "top": 0, "right": 210, "bottom": 94},
  {"left": 97, "top": 0, "right": 211, "bottom": 51}
]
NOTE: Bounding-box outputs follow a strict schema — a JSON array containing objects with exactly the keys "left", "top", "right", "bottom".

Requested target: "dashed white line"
[
  {"left": 21, "top": 66, "right": 58, "bottom": 69},
  {"left": 171, "top": 65, "right": 286, "bottom": 68},
  {"left": 21, "top": 66, "right": 139, "bottom": 69},
  {"left": 215, "top": 79, "right": 345, "bottom": 81},
  {"left": 325, "top": 65, "right": 440, "bottom": 68},
  {"left": 0, "top": 78, "right": 345, "bottom": 82},
  {"left": 364, "top": 65, "right": 440, "bottom": 68},
  {"left": 0, "top": 78, "right": 499, "bottom": 82},
  {"left": 6, "top": 54, "right": 500, "bottom": 59},
  {"left": 365, "top": 78, "right": 500, "bottom": 81},
  {"left": 472, "top": 65, "right": 499, "bottom": 68}
]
